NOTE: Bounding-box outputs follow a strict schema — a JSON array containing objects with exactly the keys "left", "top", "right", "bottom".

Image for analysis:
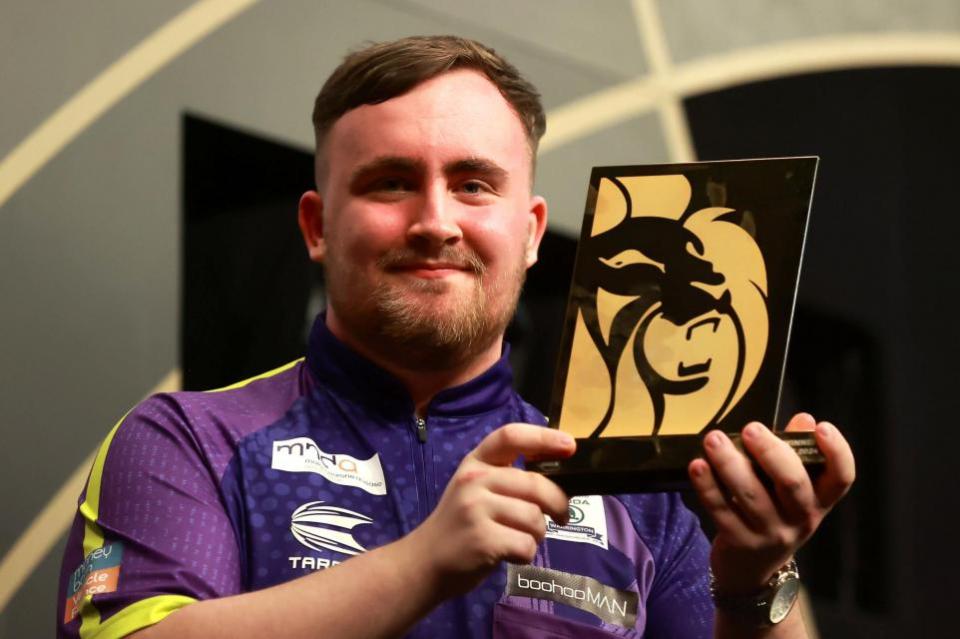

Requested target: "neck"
[{"left": 325, "top": 311, "right": 504, "bottom": 415}]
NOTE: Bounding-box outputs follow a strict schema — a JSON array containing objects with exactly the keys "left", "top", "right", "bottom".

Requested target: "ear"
[
  {"left": 298, "top": 190, "right": 326, "bottom": 263},
  {"left": 524, "top": 194, "right": 548, "bottom": 268}
]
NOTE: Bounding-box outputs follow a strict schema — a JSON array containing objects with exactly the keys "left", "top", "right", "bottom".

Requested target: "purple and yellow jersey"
[{"left": 58, "top": 317, "right": 713, "bottom": 638}]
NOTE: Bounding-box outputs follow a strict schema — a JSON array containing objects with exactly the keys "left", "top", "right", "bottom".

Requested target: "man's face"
[{"left": 300, "top": 69, "right": 547, "bottom": 370}]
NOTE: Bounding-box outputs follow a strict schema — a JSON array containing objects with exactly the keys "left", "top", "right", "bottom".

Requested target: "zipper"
[{"left": 411, "top": 415, "right": 432, "bottom": 527}]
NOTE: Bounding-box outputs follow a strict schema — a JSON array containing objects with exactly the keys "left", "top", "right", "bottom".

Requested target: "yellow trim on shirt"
[
  {"left": 207, "top": 357, "right": 303, "bottom": 392},
  {"left": 80, "top": 595, "right": 196, "bottom": 639},
  {"left": 79, "top": 412, "right": 128, "bottom": 556},
  {"left": 76, "top": 413, "right": 128, "bottom": 637}
]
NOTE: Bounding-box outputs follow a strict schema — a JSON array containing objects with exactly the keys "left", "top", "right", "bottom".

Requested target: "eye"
[
  {"left": 374, "top": 176, "right": 412, "bottom": 192},
  {"left": 599, "top": 249, "right": 665, "bottom": 273},
  {"left": 685, "top": 240, "right": 705, "bottom": 256},
  {"left": 459, "top": 180, "right": 489, "bottom": 195}
]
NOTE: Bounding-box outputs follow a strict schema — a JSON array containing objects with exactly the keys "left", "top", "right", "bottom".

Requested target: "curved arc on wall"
[
  {"left": 540, "top": 32, "right": 960, "bottom": 154},
  {"left": 0, "top": 0, "right": 259, "bottom": 209}
]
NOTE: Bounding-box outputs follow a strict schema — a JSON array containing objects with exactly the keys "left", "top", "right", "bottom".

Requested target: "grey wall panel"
[
  {"left": 0, "top": 86, "right": 181, "bottom": 552},
  {"left": 0, "top": 0, "right": 195, "bottom": 156},
  {"left": 660, "top": 0, "right": 960, "bottom": 63},
  {"left": 399, "top": 0, "right": 648, "bottom": 79},
  {"left": 0, "top": 535, "right": 66, "bottom": 639},
  {"left": 154, "top": 0, "right": 624, "bottom": 154}
]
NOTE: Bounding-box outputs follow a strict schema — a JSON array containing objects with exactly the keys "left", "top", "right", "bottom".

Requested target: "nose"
[{"left": 406, "top": 183, "right": 462, "bottom": 249}]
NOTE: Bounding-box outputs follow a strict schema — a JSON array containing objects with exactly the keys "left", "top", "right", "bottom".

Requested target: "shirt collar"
[{"left": 305, "top": 313, "right": 515, "bottom": 419}]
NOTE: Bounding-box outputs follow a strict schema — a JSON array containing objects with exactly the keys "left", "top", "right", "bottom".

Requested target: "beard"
[{"left": 325, "top": 243, "right": 526, "bottom": 371}]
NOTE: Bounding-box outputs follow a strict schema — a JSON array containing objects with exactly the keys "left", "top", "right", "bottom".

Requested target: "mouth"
[
  {"left": 677, "top": 359, "right": 711, "bottom": 377},
  {"left": 387, "top": 262, "right": 473, "bottom": 279},
  {"left": 377, "top": 246, "right": 486, "bottom": 282}
]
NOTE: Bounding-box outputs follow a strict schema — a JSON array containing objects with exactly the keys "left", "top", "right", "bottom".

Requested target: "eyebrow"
[
  {"left": 348, "top": 156, "right": 425, "bottom": 190},
  {"left": 348, "top": 155, "right": 510, "bottom": 191},
  {"left": 443, "top": 157, "right": 508, "bottom": 183}
]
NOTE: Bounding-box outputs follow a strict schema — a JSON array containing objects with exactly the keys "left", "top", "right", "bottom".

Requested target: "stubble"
[{"left": 326, "top": 243, "right": 526, "bottom": 372}]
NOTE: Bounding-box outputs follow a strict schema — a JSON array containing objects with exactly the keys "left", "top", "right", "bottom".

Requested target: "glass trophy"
[{"left": 528, "top": 157, "right": 825, "bottom": 494}]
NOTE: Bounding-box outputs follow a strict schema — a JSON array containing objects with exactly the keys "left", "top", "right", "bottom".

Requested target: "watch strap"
[{"left": 710, "top": 559, "right": 800, "bottom": 627}]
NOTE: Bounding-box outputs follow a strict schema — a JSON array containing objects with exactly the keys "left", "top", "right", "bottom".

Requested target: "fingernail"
[
  {"left": 743, "top": 422, "right": 763, "bottom": 440},
  {"left": 817, "top": 422, "right": 834, "bottom": 438},
  {"left": 556, "top": 432, "right": 575, "bottom": 446},
  {"left": 690, "top": 461, "right": 705, "bottom": 478},
  {"left": 706, "top": 431, "right": 725, "bottom": 449}
]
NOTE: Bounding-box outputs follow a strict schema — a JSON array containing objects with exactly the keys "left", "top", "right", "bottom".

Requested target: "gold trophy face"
[
  {"left": 557, "top": 174, "right": 768, "bottom": 438},
  {"left": 549, "top": 159, "right": 816, "bottom": 458}
]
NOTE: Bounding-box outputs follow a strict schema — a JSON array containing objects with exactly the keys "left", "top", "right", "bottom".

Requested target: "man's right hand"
[
  {"left": 404, "top": 423, "right": 576, "bottom": 597},
  {"left": 133, "top": 424, "right": 575, "bottom": 639}
]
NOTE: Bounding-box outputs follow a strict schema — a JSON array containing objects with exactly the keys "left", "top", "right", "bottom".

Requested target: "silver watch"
[{"left": 710, "top": 559, "right": 801, "bottom": 627}]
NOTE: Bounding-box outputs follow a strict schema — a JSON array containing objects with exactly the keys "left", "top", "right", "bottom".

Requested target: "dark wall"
[
  {"left": 182, "top": 114, "right": 318, "bottom": 390},
  {"left": 685, "top": 66, "right": 960, "bottom": 637}
]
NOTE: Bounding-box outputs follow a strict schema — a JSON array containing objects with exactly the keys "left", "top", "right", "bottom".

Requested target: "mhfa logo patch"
[
  {"left": 272, "top": 437, "right": 386, "bottom": 496},
  {"left": 290, "top": 501, "right": 373, "bottom": 556}
]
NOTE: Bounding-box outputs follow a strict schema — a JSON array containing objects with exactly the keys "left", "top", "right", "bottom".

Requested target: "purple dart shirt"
[{"left": 58, "top": 316, "right": 714, "bottom": 638}]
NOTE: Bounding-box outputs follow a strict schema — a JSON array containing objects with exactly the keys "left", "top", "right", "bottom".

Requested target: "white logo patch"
[
  {"left": 290, "top": 501, "right": 373, "bottom": 556},
  {"left": 272, "top": 437, "right": 386, "bottom": 495},
  {"left": 545, "top": 495, "right": 608, "bottom": 550}
]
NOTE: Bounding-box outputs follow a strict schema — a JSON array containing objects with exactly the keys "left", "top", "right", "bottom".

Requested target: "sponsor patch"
[
  {"left": 63, "top": 542, "right": 124, "bottom": 623},
  {"left": 545, "top": 495, "right": 608, "bottom": 550},
  {"left": 272, "top": 437, "right": 386, "bottom": 495},
  {"left": 290, "top": 501, "right": 373, "bottom": 556},
  {"left": 507, "top": 564, "right": 638, "bottom": 628}
]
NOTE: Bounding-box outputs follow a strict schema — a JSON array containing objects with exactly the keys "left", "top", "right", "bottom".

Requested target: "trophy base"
[{"left": 527, "top": 431, "right": 825, "bottom": 496}]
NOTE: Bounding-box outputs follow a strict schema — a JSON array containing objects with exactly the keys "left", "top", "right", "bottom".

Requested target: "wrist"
[
  {"left": 396, "top": 524, "right": 456, "bottom": 603},
  {"left": 711, "top": 558, "right": 801, "bottom": 628},
  {"left": 710, "top": 549, "right": 794, "bottom": 596}
]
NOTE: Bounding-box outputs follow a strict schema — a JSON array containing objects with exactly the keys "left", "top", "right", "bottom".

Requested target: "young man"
[{"left": 58, "top": 36, "right": 854, "bottom": 639}]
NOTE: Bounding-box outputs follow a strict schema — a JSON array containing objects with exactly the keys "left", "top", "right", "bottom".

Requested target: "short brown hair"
[{"left": 312, "top": 35, "right": 546, "bottom": 155}]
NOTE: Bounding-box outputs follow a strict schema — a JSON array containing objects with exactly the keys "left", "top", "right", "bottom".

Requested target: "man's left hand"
[{"left": 688, "top": 413, "right": 856, "bottom": 595}]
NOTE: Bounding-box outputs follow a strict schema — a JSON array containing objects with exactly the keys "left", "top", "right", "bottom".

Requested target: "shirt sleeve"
[
  {"left": 57, "top": 394, "right": 243, "bottom": 639},
  {"left": 624, "top": 492, "right": 715, "bottom": 639}
]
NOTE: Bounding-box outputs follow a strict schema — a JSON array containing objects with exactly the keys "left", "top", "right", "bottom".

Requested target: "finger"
[
  {"left": 470, "top": 423, "right": 575, "bottom": 467},
  {"left": 703, "top": 429, "right": 779, "bottom": 530},
  {"left": 486, "top": 494, "right": 548, "bottom": 541},
  {"left": 478, "top": 466, "right": 570, "bottom": 524},
  {"left": 688, "top": 458, "right": 753, "bottom": 536},
  {"left": 740, "top": 422, "right": 817, "bottom": 523},
  {"left": 813, "top": 421, "right": 856, "bottom": 507},
  {"left": 784, "top": 412, "right": 816, "bottom": 432},
  {"left": 494, "top": 524, "right": 540, "bottom": 565}
]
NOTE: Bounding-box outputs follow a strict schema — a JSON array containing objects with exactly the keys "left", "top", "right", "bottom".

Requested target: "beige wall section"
[
  {"left": 1, "top": 1, "right": 959, "bottom": 636},
  {"left": 659, "top": 0, "right": 960, "bottom": 63}
]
